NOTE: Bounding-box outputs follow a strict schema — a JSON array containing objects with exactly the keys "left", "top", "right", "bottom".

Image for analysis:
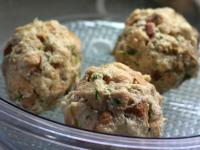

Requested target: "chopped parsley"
[
  {"left": 153, "top": 42, "right": 160, "bottom": 50},
  {"left": 111, "top": 98, "right": 123, "bottom": 106},
  {"left": 119, "top": 50, "right": 127, "bottom": 55},
  {"left": 126, "top": 28, "right": 132, "bottom": 34},
  {"left": 133, "top": 61, "right": 139, "bottom": 67},
  {"left": 72, "top": 55, "right": 80, "bottom": 64},
  {"left": 95, "top": 89, "right": 100, "bottom": 100},
  {"left": 45, "top": 53, "right": 51, "bottom": 61},
  {"left": 176, "top": 36, "right": 184, "bottom": 43},
  {"left": 67, "top": 45, "right": 76, "bottom": 51},
  {"left": 158, "top": 35, "right": 163, "bottom": 40},
  {"left": 127, "top": 49, "right": 137, "bottom": 55},
  {"left": 135, "top": 23, "right": 144, "bottom": 27},
  {"left": 68, "top": 45, "right": 77, "bottom": 56},
  {"left": 67, "top": 45, "right": 80, "bottom": 65},
  {"left": 15, "top": 94, "right": 23, "bottom": 102},
  {"left": 119, "top": 49, "right": 137, "bottom": 55},
  {"left": 86, "top": 115, "right": 90, "bottom": 119},
  {"left": 91, "top": 73, "right": 103, "bottom": 81},
  {"left": 39, "top": 98, "right": 44, "bottom": 103},
  {"left": 104, "top": 88, "right": 112, "bottom": 96}
]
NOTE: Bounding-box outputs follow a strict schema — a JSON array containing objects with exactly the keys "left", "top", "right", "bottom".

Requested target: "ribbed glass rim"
[{"left": 0, "top": 96, "right": 200, "bottom": 149}]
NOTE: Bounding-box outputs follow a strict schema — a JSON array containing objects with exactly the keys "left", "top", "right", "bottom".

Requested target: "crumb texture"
[
  {"left": 114, "top": 7, "right": 199, "bottom": 92},
  {"left": 62, "top": 62, "right": 164, "bottom": 137},
  {"left": 2, "top": 19, "right": 81, "bottom": 113}
]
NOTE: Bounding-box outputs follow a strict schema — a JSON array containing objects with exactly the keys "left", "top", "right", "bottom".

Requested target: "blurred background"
[{"left": 0, "top": 0, "right": 200, "bottom": 45}]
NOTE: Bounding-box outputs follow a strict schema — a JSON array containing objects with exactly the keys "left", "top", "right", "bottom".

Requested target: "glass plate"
[{"left": 1, "top": 20, "right": 200, "bottom": 138}]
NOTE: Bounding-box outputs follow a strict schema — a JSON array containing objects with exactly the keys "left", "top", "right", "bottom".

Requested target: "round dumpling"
[
  {"left": 113, "top": 8, "right": 199, "bottom": 92},
  {"left": 62, "top": 62, "right": 164, "bottom": 137},
  {"left": 2, "top": 19, "right": 81, "bottom": 113}
]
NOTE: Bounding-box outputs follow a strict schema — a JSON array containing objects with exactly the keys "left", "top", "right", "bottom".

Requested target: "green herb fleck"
[
  {"left": 15, "top": 94, "right": 23, "bottom": 102},
  {"left": 158, "top": 36, "right": 163, "bottom": 40},
  {"left": 67, "top": 45, "right": 76, "bottom": 51},
  {"left": 45, "top": 53, "right": 51, "bottom": 61},
  {"left": 119, "top": 50, "right": 127, "bottom": 55},
  {"left": 95, "top": 89, "right": 100, "bottom": 100},
  {"left": 133, "top": 61, "right": 139, "bottom": 67},
  {"left": 39, "top": 98, "right": 44, "bottom": 103},
  {"left": 68, "top": 45, "right": 77, "bottom": 56},
  {"left": 72, "top": 55, "right": 80, "bottom": 64},
  {"left": 68, "top": 45, "right": 80, "bottom": 65},
  {"left": 119, "top": 49, "right": 137, "bottom": 56},
  {"left": 111, "top": 98, "right": 123, "bottom": 106},
  {"left": 104, "top": 88, "right": 112, "bottom": 96},
  {"left": 152, "top": 42, "right": 160, "bottom": 51},
  {"left": 127, "top": 49, "right": 137, "bottom": 55},
  {"left": 176, "top": 36, "right": 183, "bottom": 43},
  {"left": 126, "top": 28, "right": 132, "bottom": 34},
  {"left": 86, "top": 115, "right": 90, "bottom": 119},
  {"left": 91, "top": 73, "right": 103, "bottom": 81},
  {"left": 135, "top": 23, "right": 143, "bottom": 27}
]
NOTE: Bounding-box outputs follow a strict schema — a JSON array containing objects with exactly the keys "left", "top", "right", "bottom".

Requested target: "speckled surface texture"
[
  {"left": 0, "top": 0, "right": 200, "bottom": 149},
  {"left": 54, "top": 21, "right": 200, "bottom": 137},
  {"left": 1, "top": 20, "right": 200, "bottom": 138}
]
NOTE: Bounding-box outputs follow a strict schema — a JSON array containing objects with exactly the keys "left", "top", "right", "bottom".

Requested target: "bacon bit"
[
  {"left": 133, "top": 74, "right": 148, "bottom": 85},
  {"left": 125, "top": 101, "right": 148, "bottom": 118},
  {"left": 103, "top": 75, "right": 111, "bottom": 84},
  {"left": 133, "top": 78, "right": 139, "bottom": 84},
  {"left": 21, "top": 97, "right": 36, "bottom": 109},
  {"left": 152, "top": 71, "right": 162, "bottom": 81},
  {"left": 174, "top": 62, "right": 184, "bottom": 72},
  {"left": 98, "top": 112, "right": 113, "bottom": 125},
  {"left": 4, "top": 44, "right": 13, "bottom": 56},
  {"left": 51, "top": 63, "right": 61, "bottom": 69},
  {"left": 37, "top": 34, "right": 46, "bottom": 43},
  {"left": 147, "top": 14, "right": 163, "bottom": 25},
  {"left": 146, "top": 22, "right": 155, "bottom": 37},
  {"left": 85, "top": 71, "right": 93, "bottom": 81}
]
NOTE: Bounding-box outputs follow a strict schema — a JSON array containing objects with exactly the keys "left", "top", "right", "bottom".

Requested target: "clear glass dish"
[{"left": 0, "top": 0, "right": 200, "bottom": 149}]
